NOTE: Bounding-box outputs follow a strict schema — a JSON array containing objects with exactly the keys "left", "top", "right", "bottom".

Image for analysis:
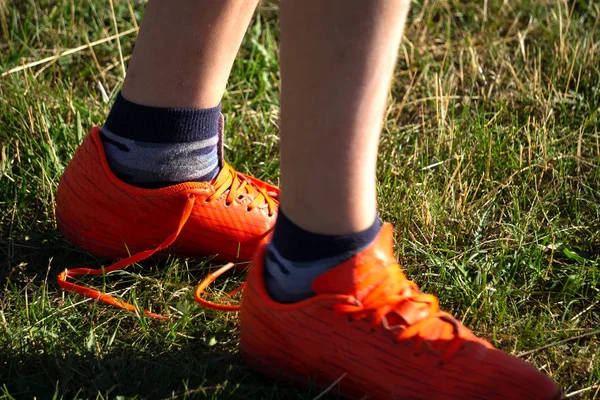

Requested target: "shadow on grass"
[
  {"left": 1, "top": 234, "right": 340, "bottom": 400},
  {"left": 0, "top": 343, "right": 334, "bottom": 399}
]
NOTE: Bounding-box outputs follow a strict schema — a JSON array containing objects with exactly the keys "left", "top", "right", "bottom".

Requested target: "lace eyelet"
[
  {"left": 413, "top": 352, "right": 420, "bottom": 357},
  {"left": 247, "top": 207, "right": 252, "bottom": 212},
  {"left": 225, "top": 202, "right": 231, "bottom": 207},
  {"left": 437, "top": 361, "right": 444, "bottom": 367},
  {"left": 347, "top": 317, "right": 353, "bottom": 323}
]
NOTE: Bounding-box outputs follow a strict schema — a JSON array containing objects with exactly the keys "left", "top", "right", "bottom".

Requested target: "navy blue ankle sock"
[
  {"left": 100, "top": 92, "right": 223, "bottom": 188},
  {"left": 264, "top": 210, "right": 382, "bottom": 303}
]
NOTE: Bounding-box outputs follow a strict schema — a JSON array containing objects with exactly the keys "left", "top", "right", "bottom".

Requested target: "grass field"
[{"left": 1, "top": 0, "right": 599, "bottom": 398}]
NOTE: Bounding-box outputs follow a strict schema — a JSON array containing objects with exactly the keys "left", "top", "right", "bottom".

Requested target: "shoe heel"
[{"left": 55, "top": 133, "right": 130, "bottom": 258}]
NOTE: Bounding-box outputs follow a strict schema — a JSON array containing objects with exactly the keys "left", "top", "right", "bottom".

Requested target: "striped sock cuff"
[{"left": 100, "top": 127, "right": 220, "bottom": 187}]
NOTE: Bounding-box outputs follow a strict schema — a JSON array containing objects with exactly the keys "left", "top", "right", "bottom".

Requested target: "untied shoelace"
[{"left": 57, "top": 166, "right": 275, "bottom": 320}]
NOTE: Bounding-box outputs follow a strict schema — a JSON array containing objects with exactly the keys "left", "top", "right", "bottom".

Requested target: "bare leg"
[
  {"left": 101, "top": 0, "right": 261, "bottom": 187},
  {"left": 263, "top": 1, "right": 411, "bottom": 303},
  {"left": 240, "top": 5, "right": 559, "bottom": 398},
  {"left": 122, "top": 0, "right": 259, "bottom": 108},
  {"left": 279, "top": 0, "right": 410, "bottom": 235}
]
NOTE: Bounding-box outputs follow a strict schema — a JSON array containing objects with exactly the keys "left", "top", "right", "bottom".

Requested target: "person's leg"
[
  {"left": 102, "top": 0, "right": 258, "bottom": 187},
  {"left": 279, "top": 1, "right": 405, "bottom": 235},
  {"left": 264, "top": 0, "right": 408, "bottom": 302},
  {"left": 236, "top": 1, "right": 559, "bottom": 397},
  {"left": 122, "top": 0, "right": 256, "bottom": 108}
]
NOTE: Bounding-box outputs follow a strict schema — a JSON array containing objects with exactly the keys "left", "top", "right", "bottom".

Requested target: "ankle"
[
  {"left": 264, "top": 210, "right": 381, "bottom": 303},
  {"left": 100, "top": 92, "right": 223, "bottom": 187}
]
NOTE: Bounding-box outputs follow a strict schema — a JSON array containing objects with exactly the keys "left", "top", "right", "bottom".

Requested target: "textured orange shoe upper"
[
  {"left": 311, "top": 225, "right": 476, "bottom": 362},
  {"left": 238, "top": 224, "right": 560, "bottom": 400},
  {"left": 56, "top": 127, "right": 279, "bottom": 262}
]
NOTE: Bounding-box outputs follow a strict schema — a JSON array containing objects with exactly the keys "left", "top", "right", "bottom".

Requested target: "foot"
[
  {"left": 239, "top": 224, "right": 560, "bottom": 399},
  {"left": 56, "top": 127, "right": 278, "bottom": 262}
]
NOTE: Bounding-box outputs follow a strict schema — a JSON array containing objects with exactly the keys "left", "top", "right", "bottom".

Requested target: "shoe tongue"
[
  {"left": 311, "top": 224, "right": 434, "bottom": 326},
  {"left": 311, "top": 224, "right": 396, "bottom": 299}
]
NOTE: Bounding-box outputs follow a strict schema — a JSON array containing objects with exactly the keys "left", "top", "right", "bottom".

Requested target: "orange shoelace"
[
  {"left": 194, "top": 262, "right": 244, "bottom": 312},
  {"left": 212, "top": 163, "right": 277, "bottom": 216},
  {"left": 58, "top": 167, "right": 277, "bottom": 320},
  {"left": 333, "top": 264, "right": 465, "bottom": 363}
]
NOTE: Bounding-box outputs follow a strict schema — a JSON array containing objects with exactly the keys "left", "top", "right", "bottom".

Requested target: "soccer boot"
[{"left": 239, "top": 224, "right": 561, "bottom": 399}]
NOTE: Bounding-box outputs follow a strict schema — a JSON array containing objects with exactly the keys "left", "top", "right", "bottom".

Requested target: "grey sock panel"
[
  {"left": 101, "top": 127, "right": 220, "bottom": 186},
  {"left": 264, "top": 244, "right": 355, "bottom": 303}
]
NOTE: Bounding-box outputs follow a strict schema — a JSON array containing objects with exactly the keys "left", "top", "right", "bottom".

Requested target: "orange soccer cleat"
[
  {"left": 56, "top": 126, "right": 278, "bottom": 319},
  {"left": 57, "top": 127, "right": 278, "bottom": 262},
  {"left": 236, "top": 224, "right": 561, "bottom": 399}
]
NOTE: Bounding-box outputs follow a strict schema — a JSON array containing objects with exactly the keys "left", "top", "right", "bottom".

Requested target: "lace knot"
[
  {"left": 334, "top": 263, "right": 466, "bottom": 361},
  {"left": 210, "top": 163, "right": 277, "bottom": 216}
]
